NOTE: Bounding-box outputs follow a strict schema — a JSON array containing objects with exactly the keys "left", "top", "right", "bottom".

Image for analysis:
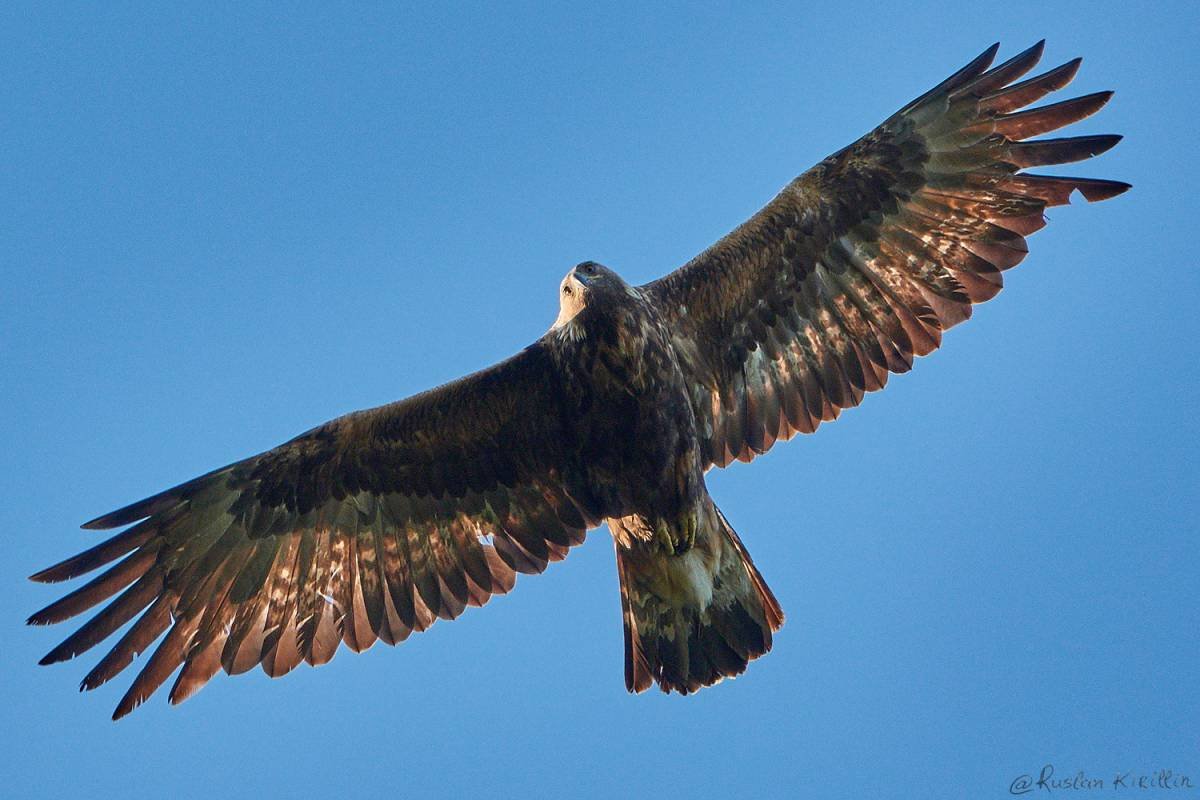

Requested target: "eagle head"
[{"left": 553, "top": 261, "right": 630, "bottom": 329}]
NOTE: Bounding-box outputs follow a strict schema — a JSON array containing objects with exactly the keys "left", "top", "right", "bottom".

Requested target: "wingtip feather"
[
  {"left": 1081, "top": 180, "right": 1131, "bottom": 201},
  {"left": 28, "top": 567, "right": 59, "bottom": 584},
  {"left": 82, "top": 511, "right": 143, "bottom": 531}
]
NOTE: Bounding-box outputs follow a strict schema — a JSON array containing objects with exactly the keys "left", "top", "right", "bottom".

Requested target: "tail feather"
[
  {"left": 613, "top": 502, "right": 783, "bottom": 695},
  {"left": 714, "top": 505, "right": 783, "bottom": 632}
]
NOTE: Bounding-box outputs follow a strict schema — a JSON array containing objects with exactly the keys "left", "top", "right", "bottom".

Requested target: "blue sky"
[{"left": 4, "top": 3, "right": 1197, "bottom": 798}]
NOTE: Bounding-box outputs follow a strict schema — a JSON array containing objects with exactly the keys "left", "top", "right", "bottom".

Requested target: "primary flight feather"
[{"left": 30, "top": 41, "right": 1128, "bottom": 718}]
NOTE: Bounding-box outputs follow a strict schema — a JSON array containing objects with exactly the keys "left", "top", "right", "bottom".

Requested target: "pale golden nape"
[{"left": 553, "top": 270, "right": 587, "bottom": 329}]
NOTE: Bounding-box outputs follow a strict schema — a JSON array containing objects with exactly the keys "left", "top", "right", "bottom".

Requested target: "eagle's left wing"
[
  {"left": 644, "top": 42, "right": 1129, "bottom": 468},
  {"left": 29, "top": 341, "right": 600, "bottom": 719}
]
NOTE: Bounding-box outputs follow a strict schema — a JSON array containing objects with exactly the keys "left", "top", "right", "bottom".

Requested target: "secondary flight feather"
[{"left": 30, "top": 41, "right": 1128, "bottom": 718}]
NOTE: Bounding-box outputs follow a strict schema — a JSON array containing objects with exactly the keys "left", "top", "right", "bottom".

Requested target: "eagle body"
[
  {"left": 552, "top": 271, "right": 704, "bottom": 549},
  {"left": 30, "top": 41, "right": 1129, "bottom": 718},
  {"left": 550, "top": 266, "right": 782, "bottom": 692}
]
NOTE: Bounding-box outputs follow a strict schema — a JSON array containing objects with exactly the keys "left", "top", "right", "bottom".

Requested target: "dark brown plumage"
[{"left": 29, "top": 41, "right": 1128, "bottom": 718}]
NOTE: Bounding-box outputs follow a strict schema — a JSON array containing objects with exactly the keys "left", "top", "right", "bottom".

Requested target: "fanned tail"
[{"left": 613, "top": 500, "right": 783, "bottom": 695}]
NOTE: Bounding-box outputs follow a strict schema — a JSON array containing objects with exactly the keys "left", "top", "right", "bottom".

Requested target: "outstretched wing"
[
  {"left": 644, "top": 42, "right": 1129, "bottom": 468},
  {"left": 29, "top": 341, "right": 600, "bottom": 719}
]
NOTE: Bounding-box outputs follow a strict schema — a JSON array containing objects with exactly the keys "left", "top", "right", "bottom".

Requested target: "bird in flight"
[{"left": 30, "top": 42, "right": 1127, "bottom": 719}]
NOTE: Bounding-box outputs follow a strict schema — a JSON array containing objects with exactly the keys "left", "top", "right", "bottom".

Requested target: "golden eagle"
[{"left": 30, "top": 42, "right": 1128, "bottom": 718}]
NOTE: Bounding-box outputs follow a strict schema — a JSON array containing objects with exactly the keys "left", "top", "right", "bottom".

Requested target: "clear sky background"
[{"left": 3, "top": 3, "right": 1196, "bottom": 798}]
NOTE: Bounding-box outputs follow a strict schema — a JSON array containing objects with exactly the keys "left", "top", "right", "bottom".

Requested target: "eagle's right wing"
[
  {"left": 644, "top": 42, "right": 1129, "bottom": 468},
  {"left": 30, "top": 340, "right": 601, "bottom": 719}
]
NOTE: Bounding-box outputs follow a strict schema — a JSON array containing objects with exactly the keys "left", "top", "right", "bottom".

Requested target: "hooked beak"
[{"left": 569, "top": 271, "right": 591, "bottom": 291}]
